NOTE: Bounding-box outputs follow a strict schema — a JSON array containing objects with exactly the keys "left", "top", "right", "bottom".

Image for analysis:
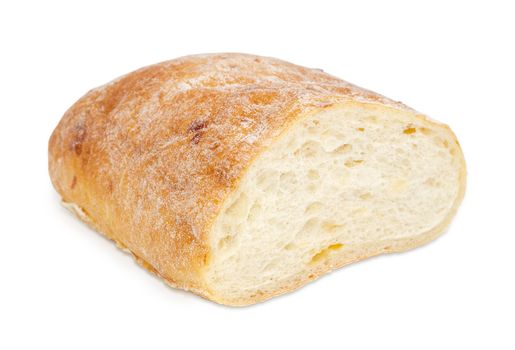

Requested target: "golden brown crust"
[{"left": 48, "top": 53, "right": 451, "bottom": 301}]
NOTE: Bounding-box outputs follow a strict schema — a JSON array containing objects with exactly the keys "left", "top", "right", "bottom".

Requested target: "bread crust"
[{"left": 48, "top": 53, "right": 465, "bottom": 305}]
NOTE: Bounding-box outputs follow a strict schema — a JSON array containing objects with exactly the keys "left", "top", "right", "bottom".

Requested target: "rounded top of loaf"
[{"left": 104, "top": 53, "right": 402, "bottom": 107}]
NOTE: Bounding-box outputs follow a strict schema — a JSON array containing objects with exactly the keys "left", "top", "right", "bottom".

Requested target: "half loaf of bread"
[{"left": 49, "top": 53, "right": 466, "bottom": 306}]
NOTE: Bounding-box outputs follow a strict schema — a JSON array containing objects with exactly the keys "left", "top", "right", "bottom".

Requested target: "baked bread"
[{"left": 48, "top": 53, "right": 466, "bottom": 306}]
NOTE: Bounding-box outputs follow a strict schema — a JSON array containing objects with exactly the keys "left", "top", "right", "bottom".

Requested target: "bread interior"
[{"left": 206, "top": 103, "right": 464, "bottom": 304}]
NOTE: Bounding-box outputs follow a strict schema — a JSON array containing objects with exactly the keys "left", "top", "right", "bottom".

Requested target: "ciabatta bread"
[{"left": 48, "top": 53, "right": 466, "bottom": 306}]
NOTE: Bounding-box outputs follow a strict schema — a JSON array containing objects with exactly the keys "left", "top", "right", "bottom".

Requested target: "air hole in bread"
[
  {"left": 331, "top": 143, "right": 352, "bottom": 154},
  {"left": 226, "top": 192, "right": 248, "bottom": 217},
  {"left": 307, "top": 169, "right": 320, "bottom": 180},
  {"left": 294, "top": 141, "right": 323, "bottom": 158},
  {"left": 403, "top": 126, "right": 417, "bottom": 134},
  {"left": 359, "top": 192, "right": 372, "bottom": 200},
  {"left": 256, "top": 170, "right": 278, "bottom": 192},
  {"left": 344, "top": 159, "right": 364, "bottom": 167},
  {"left": 284, "top": 243, "right": 296, "bottom": 250},
  {"left": 247, "top": 202, "right": 262, "bottom": 222},
  {"left": 218, "top": 235, "right": 234, "bottom": 250},
  {"left": 280, "top": 171, "right": 297, "bottom": 188},
  {"left": 322, "top": 221, "right": 345, "bottom": 233},
  {"left": 420, "top": 127, "right": 432, "bottom": 136},
  {"left": 305, "top": 202, "right": 323, "bottom": 215},
  {"left": 307, "top": 183, "right": 317, "bottom": 194},
  {"left": 299, "top": 218, "right": 320, "bottom": 236},
  {"left": 310, "top": 243, "right": 344, "bottom": 264}
]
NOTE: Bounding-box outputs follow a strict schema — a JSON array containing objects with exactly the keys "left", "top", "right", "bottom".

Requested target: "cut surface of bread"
[
  {"left": 206, "top": 102, "right": 465, "bottom": 305},
  {"left": 48, "top": 53, "right": 466, "bottom": 306}
]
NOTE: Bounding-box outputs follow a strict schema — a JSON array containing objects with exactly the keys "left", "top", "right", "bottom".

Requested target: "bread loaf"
[{"left": 48, "top": 53, "right": 466, "bottom": 306}]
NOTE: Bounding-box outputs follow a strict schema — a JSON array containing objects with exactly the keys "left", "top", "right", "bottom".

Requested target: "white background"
[{"left": 1, "top": 1, "right": 514, "bottom": 349}]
